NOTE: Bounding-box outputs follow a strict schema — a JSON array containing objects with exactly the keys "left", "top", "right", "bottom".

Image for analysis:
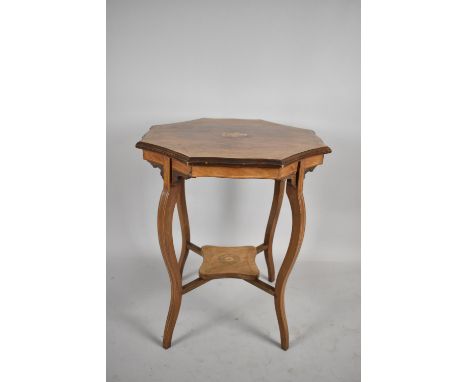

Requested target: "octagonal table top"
[{"left": 136, "top": 118, "right": 331, "bottom": 168}]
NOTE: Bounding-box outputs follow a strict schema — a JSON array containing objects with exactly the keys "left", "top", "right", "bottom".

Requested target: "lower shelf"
[{"left": 199, "top": 245, "right": 259, "bottom": 281}]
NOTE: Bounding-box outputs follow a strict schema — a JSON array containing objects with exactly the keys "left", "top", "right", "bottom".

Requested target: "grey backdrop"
[{"left": 108, "top": 0, "right": 360, "bottom": 381}]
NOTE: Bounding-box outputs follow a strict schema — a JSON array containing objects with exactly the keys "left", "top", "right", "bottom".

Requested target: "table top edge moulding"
[
  {"left": 136, "top": 117, "right": 332, "bottom": 169},
  {"left": 135, "top": 117, "right": 332, "bottom": 350}
]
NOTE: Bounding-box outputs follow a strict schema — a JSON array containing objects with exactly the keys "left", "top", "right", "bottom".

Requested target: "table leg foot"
[
  {"left": 162, "top": 286, "right": 181, "bottom": 349},
  {"left": 275, "top": 293, "right": 289, "bottom": 350}
]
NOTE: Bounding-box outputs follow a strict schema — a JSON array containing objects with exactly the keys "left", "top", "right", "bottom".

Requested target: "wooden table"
[{"left": 136, "top": 118, "right": 331, "bottom": 350}]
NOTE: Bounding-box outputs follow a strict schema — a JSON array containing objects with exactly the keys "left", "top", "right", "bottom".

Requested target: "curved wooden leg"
[
  {"left": 177, "top": 179, "right": 191, "bottom": 276},
  {"left": 263, "top": 179, "right": 286, "bottom": 282},
  {"left": 157, "top": 159, "right": 183, "bottom": 349},
  {"left": 275, "top": 166, "right": 306, "bottom": 350}
]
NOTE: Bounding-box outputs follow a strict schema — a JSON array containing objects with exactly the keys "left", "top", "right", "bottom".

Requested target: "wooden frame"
[
  {"left": 149, "top": 151, "right": 322, "bottom": 350},
  {"left": 137, "top": 117, "right": 331, "bottom": 350},
  {"left": 143, "top": 149, "right": 322, "bottom": 180}
]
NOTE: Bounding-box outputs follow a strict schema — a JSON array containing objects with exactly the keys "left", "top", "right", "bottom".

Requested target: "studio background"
[{"left": 107, "top": 0, "right": 360, "bottom": 381}]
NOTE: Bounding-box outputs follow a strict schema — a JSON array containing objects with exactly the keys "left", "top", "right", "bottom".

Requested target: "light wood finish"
[
  {"left": 255, "top": 244, "right": 267, "bottom": 254},
  {"left": 143, "top": 147, "right": 322, "bottom": 180},
  {"left": 143, "top": 150, "right": 165, "bottom": 168},
  {"left": 199, "top": 246, "right": 259, "bottom": 281},
  {"left": 191, "top": 161, "right": 298, "bottom": 179},
  {"left": 263, "top": 179, "right": 286, "bottom": 282},
  {"left": 137, "top": 118, "right": 330, "bottom": 350},
  {"left": 136, "top": 118, "right": 331, "bottom": 168},
  {"left": 187, "top": 242, "right": 202, "bottom": 256},
  {"left": 244, "top": 279, "right": 276, "bottom": 296},
  {"left": 302, "top": 153, "right": 324, "bottom": 170},
  {"left": 182, "top": 277, "right": 210, "bottom": 294},
  {"left": 172, "top": 158, "right": 191, "bottom": 177}
]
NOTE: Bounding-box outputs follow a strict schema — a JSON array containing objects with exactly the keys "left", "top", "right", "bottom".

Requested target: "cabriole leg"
[
  {"left": 263, "top": 179, "right": 286, "bottom": 282},
  {"left": 157, "top": 158, "right": 183, "bottom": 349},
  {"left": 274, "top": 164, "right": 306, "bottom": 350},
  {"left": 177, "top": 179, "right": 190, "bottom": 275}
]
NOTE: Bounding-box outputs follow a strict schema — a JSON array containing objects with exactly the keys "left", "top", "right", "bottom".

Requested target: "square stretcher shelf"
[{"left": 199, "top": 245, "right": 259, "bottom": 281}]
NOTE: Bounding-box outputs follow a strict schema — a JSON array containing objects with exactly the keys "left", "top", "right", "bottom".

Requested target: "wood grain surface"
[
  {"left": 138, "top": 119, "right": 330, "bottom": 350},
  {"left": 136, "top": 118, "right": 331, "bottom": 167},
  {"left": 199, "top": 245, "right": 259, "bottom": 281}
]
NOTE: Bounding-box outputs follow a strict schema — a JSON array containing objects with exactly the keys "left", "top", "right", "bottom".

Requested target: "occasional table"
[{"left": 136, "top": 118, "right": 331, "bottom": 350}]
